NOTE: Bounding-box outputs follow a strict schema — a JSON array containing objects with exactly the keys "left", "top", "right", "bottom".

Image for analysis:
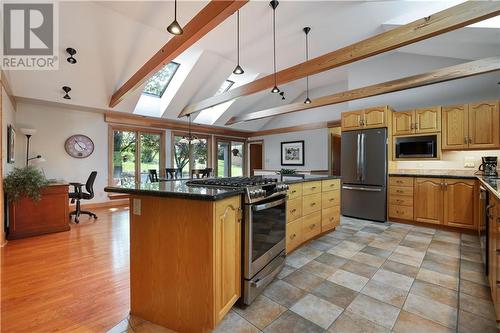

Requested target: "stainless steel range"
[{"left": 187, "top": 177, "right": 288, "bottom": 304}]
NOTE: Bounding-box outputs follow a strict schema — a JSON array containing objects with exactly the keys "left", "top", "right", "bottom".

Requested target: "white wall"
[
  {"left": 395, "top": 150, "right": 500, "bottom": 171},
  {"left": 251, "top": 128, "right": 329, "bottom": 171},
  {"left": 2, "top": 89, "right": 19, "bottom": 175},
  {"left": 15, "top": 102, "right": 109, "bottom": 203}
]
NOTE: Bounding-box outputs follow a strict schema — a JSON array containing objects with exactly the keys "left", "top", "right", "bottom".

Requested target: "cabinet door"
[
  {"left": 442, "top": 104, "right": 468, "bottom": 150},
  {"left": 214, "top": 196, "right": 241, "bottom": 323},
  {"left": 286, "top": 218, "right": 303, "bottom": 253},
  {"left": 415, "top": 106, "right": 441, "bottom": 133},
  {"left": 468, "top": 101, "right": 500, "bottom": 149},
  {"left": 393, "top": 111, "right": 414, "bottom": 136},
  {"left": 443, "top": 179, "right": 476, "bottom": 229},
  {"left": 488, "top": 197, "right": 498, "bottom": 303},
  {"left": 363, "top": 106, "right": 387, "bottom": 129},
  {"left": 341, "top": 110, "right": 363, "bottom": 131},
  {"left": 414, "top": 178, "right": 444, "bottom": 225}
]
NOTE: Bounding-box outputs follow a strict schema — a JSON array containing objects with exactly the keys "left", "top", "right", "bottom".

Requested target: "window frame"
[
  {"left": 214, "top": 136, "right": 247, "bottom": 178},
  {"left": 108, "top": 125, "right": 166, "bottom": 185},
  {"left": 171, "top": 131, "right": 212, "bottom": 178},
  {"left": 142, "top": 61, "right": 180, "bottom": 98}
]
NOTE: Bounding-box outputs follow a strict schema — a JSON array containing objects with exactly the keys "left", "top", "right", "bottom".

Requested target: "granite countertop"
[
  {"left": 477, "top": 176, "right": 500, "bottom": 200},
  {"left": 266, "top": 174, "right": 341, "bottom": 184},
  {"left": 104, "top": 180, "right": 244, "bottom": 201},
  {"left": 389, "top": 169, "right": 477, "bottom": 179}
]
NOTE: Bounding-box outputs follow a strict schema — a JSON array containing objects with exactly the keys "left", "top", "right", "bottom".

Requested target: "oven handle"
[{"left": 252, "top": 197, "right": 287, "bottom": 211}]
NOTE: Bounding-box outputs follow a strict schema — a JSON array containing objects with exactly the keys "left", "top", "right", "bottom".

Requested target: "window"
[
  {"left": 194, "top": 80, "right": 236, "bottom": 125},
  {"left": 173, "top": 133, "right": 210, "bottom": 178},
  {"left": 216, "top": 80, "right": 234, "bottom": 95},
  {"left": 142, "top": 62, "right": 180, "bottom": 98},
  {"left": 216, "top": 139, "right": 245, "bottom": 177},
  {"left": 110, "top": 127, "right": 164, "bottom": 185}
]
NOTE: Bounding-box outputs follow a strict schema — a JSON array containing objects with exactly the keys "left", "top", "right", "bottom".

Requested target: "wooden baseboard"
[
  {"left": 70, "top": 199, "right": 129, "bottom": 211},
  {"left": 389, "top": 217, "right": 477, "bottom": 234}
]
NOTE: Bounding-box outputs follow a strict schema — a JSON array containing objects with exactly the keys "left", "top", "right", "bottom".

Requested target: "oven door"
[{"left": 244, "top": 195, "right": 286, "bottom": 279}]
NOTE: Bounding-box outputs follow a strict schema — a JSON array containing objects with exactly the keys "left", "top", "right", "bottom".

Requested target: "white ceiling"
[{"left": 5, "top": 1, "right": 500, "bottom": 131}]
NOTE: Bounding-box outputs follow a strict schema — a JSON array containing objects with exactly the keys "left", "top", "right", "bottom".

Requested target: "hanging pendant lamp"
[
  {"left": 179, "top": 115, "right": 199, "bottom": 144},
  {"left": 270, "top": 0, "right": 280, "bottom": 93},
  {"left": 167, "top": 0, "right": 183, "bottom": 35},
  {"left": 233, "top": 10, "right": 244, "bottom": 75},
  {"left": 303, "top": 27, "right": 312, "bottom": 104}
]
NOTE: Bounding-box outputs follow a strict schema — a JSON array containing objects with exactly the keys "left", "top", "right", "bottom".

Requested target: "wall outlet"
[{"left": 464, "top": 162, "right": 475, "bottom": 168}]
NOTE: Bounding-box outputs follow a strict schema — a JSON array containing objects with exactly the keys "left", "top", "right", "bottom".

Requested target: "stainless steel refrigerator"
[{"left": 341, "top": 128, "right": 387, "bottom": 222}]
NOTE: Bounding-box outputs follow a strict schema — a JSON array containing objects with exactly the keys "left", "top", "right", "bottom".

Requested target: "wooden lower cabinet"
[
  {"left": 443, "top": 179, "right": 477, "bottom": 228},
  {"left": 286, "top": 218, "right": 303, "bottom": 253},
  {"left": 487, "top": 194, "right": 500, "bottom": 319},
  {"left": 414, "top": 178, "right": 444, "bottom": 225},
  {"left": 322, "top": 206, "right": 340, "bottom": 231},
  {"left": 287, "top": 197, "right": 302, "bottom": 222},
  {"left": 302, "top": 210, "right": 321, "bottom": 241}
]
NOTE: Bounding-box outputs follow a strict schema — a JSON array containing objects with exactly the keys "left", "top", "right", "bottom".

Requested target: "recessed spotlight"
[
  {"left": 66, "top": 48, "right": 77, "bottom": 64},
  {"left": 62, "top": 86, "right": 72, "bottom": 99}
]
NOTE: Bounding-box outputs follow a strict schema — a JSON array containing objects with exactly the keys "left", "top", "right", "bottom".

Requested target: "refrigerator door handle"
[
  {"left": 342, "top": 185, "right": 382, "bottom": 192},
  {"left": 356, "top": 133, "right": 361, "bottom": 181},
  {"left": 360, "top": 133, "right": 366, "bottom": 181}
]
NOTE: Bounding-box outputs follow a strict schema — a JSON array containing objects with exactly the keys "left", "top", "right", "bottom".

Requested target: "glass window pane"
[
  {"left": 143, "top": 62, "right": 180, "bottom": 97},
  {"left": 173, "top": 136, "right": 190, "bottom": 178},
  {"left": 192, "top": 138, "right": 208, "bottom": 171},
  {"left": 112, "top": 130, "right": 136, "bottom": 186},
  {"left": 231, "top": 142, "right": 244, "bottom": 177},
  {"left": 217, "top": 142, "right": 230, "bottom": 177},
  {"left": 140, "top": 133, "right": 161, "bottom": 183}
]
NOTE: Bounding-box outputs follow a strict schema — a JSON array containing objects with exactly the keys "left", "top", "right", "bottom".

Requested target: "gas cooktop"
[{"left": 187, "top": 176, "right": 278, "bottom": 188}]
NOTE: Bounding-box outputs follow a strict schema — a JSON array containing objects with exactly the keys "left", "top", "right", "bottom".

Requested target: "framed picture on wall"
[
  {"left": 281, "top": 140, "right": 304, "bottom": 166},
  {"left": 7, "top": 125, "right": 15, "bottom": 164}
]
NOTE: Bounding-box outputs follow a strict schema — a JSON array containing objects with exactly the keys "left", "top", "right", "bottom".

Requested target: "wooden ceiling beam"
[
  {"left": 109, "top": 0, "right": 248, "bottom": 108},
  {"left": 226, "top": 56, "right": 500, "bottom": 124},
  {"left": 180, "top": 1, "right": 500, "bottom": 117}
]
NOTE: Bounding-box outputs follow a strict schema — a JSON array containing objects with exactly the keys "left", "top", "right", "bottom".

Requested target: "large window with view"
[
  {"left": 216, "top": 139, "right": 245, "bottom": 178},
  {"left": 111, "top": 127, "right": 164, "bottom": 186},
  {"left": 142, "top": 62, "right": 180, "bottom": 98},
  {"left": 173, "top": 134, "right": 209, "bottom": 178}
]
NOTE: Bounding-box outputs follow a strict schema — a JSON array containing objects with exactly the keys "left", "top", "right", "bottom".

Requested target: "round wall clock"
[{"left": 65, "top": 134, "right": 95, "bottom": 158}]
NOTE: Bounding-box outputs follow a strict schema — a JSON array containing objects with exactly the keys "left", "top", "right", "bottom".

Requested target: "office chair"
[
  {"left": 69, "top": 171, "right": 98, "bottom": 223},
  {"left": 148, "top": 169, "right": 159, "bottom": 182}
]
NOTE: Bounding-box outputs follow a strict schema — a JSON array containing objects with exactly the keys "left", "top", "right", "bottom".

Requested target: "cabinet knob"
[
  {"left": 310, "top": 224, "right": 316, "bottom": 229},
  {"left": 290, "top": 234, "right": 296, "bottom": 240},
  {"left": 464, "top": 136, "right": 468, "bottom": 144},
  {"left": 311, "top": 186, "right": 317, "bottom": 190},
  {"left": 311, "top": 202, "right": 316, "bottom": 206},
  {"left": 291, "top": 190, "right": 296, "bottom": 194},
  {"left": 329, "top": 217, "right": 334, "bottom": 222},
  {"left": 290, "top": 208, "right": 297, "bottom": 213},
  {"left": 415, "top": 123, "right": 419, "bottom": 130},
  {"left": 329, "top": 198, "right": 334, "bottom": 202}
]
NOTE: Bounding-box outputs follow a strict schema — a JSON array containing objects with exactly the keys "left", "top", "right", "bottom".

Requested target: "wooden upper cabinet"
[
  {"left": 414, "top": 178, "right": 443, "bottom": 225},
  {"left": 442, "top": 104, "right": 469, "bottom": 150},
  {"left": 341, "top": 110, "right": 363, "bottom": 131},
  {"left": 363, "top": 106, "right": 387, "bottom": 129},
  {"left": 468, "top": 101, "right": 499, "bottom": 149},
  {"left": 443, "top": 179, "right": 476, "bottom": 229},
  {"left": 415, "top": 106, "right": 441, "bottom": 133},
  {"left": 393, "top": 111, "right": 414, "bottom": 136},
  {"left": 214, "top": 196, "right": 241, "bottom": 322}
]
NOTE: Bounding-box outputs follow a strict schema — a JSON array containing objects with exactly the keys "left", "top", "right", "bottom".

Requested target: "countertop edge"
[
  {"left": 104, "top": 187, "right": 244, "bottom": 201},
  {"left": 388, "top": 173, "right": 477, "bottom": 179}
]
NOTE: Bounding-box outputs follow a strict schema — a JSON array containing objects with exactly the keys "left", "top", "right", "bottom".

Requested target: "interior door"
[
  {"left": 249, "top": 143, "right": 263, "bottom": 176},
  {"left": 414, "top": 178, "right": 443, "bottom": 224},
  {"left": 468, "top": 101, "right": 499, "bottom": 149}
]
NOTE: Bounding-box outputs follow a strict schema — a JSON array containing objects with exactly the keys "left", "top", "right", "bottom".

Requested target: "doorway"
[
  {"left": 249, "top": 141, "right": 263, "bottom": 176},
  {"left": 331, "top": 134, "right": 341, "bottom": 176},
  {"left": 216, "top": 139, "right": 245, "bottom": 177}
]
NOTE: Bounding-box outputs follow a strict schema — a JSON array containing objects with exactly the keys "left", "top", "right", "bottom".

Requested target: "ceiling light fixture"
[
  {"left": 179, "top": 114, "right": 200, "bottom": 144},
  {"left": 233, "top": 10, "right": 244, "bottom": 75},
  {"left": 62, "top": 86, "right": 72, "bottom": 99},
  {"left": 66, "top": 48, "right": 77, "bottom": 64},
  {"left": 270, "top": 0, "right": 280, "bottom": 93},
  {"left": 303, "top": 27, "right": 312, "bottom": 104},
  {"left": 167, "top": 0, "right": 183, "bottom": 35}
]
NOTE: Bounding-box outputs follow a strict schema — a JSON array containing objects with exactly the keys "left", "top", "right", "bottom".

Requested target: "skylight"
[
  {"left": 143, "top": 62, "right": 180, "bottom": 97},
  {"left": 216, "top": 80, "right": 235, "bottom": 95}
]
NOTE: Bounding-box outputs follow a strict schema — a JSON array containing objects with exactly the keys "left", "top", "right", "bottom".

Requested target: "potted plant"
[{"left": 4, "top": 166, "right": 48, "bottom": 203}]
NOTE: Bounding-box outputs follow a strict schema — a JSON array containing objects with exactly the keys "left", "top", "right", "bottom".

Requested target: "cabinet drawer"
[
  {"left": 288, "top": 183, "right": 303, "bottom": 200},
  {"left": 322, "top": 179, "right": 340, "bottom": 192},
  {"left": 287, "top": 197, "right": 302, "bottom": 223},
  {"left": 389, "top": 195, "right": 413, "bottom": 207},
  {"left": 286, "top": 218, "right": 303, "bottom": 253},
  {"left": 389, "top": 205, "right": 413, "bottom": 220},
  {"left": 389, "top": 186, "right": 414, "bottom": 197},
  {"left": 389, "top": 177, "right": 414, "bottom": 187},
  {"left": 322, "top": 190, "right": 340, "bottom": 208},
  {"left": 303, "top": 181, "right": 322, "bottom": 195},
  {"left": 302, "top": 211, "right": 321, "bottom": 241},
  {"left": 322, "top": 206, "right": 340, "bottom": 232},
  {"left": 303, "top": 193, "right": 322, "bottom": 216}
]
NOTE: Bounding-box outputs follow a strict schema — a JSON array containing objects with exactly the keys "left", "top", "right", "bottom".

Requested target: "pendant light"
[
  {"left": 303, "top": 27, "right": 312, "bottom": 104},
  {"left": 167, "top": 0, "right": 183, "bottom": 35},
  {"left": 179, "top": 114, "right": 199, "bottom": 144},
  {"left": 270, "top": 0, "right": 280, "bottom": 93},
  {"left": 233, "top": 10, "right": 244, "bottom": 75}
]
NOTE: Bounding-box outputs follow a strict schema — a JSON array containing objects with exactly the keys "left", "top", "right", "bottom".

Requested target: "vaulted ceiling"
[{"left": 6, "top": 1, "right": 500, "bottom": 131}]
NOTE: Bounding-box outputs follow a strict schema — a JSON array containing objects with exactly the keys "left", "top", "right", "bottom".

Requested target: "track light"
[
  {"left": 62, "top": 86, "right": 72, "bottom": 99},
  {"left": 66, "top": 48, "right": 77, "bottom": 64},
  {"left": 167, "top": 0, "right": 183, "bottom": 35}
]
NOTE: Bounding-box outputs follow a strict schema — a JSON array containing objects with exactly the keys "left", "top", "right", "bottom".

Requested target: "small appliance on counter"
[{"left": 478, "top": 156, "right": 498, "bottom": 177}]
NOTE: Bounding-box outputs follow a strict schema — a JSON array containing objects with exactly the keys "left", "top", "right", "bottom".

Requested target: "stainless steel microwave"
[{"left": 395, "top": 135, "right": 437, "bottom": 158}]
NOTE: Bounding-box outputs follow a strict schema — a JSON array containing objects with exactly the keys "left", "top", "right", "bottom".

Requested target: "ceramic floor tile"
[
  {"left": 334, "top": 240, "right": 367, "bottom": 252},
  {"left": 277, "top": 265, "right": 296, "bottom": 279},
  {"left": 347, "top": 294, "right": 400, "bottom": 329},
  {"left": 360, "top": 279, "right": 408, "bottom": 308},
  {"left": 315, "top": 253, "right": 349, "bottom": 267},
  {"left": 404, "top": 233, "right": 433, "bottom": 244},
  {"left": 459, "top": 279, "right": 492, "bottom": 301},
  {"left": 308, "top": 239, "right": 335, "bottom": 252},
  {"left": 327, "top": 269, "right": 369, "bottom": 292},
  {"left": 360, "top": 226, "right": 386, "bottom": 234},
  {"left": 409, "top": 280, "right": 458, "bottom": 308},
  {"left": 311, "top": 280, "right": 358, "bottom": 308},
  {"left": 290, "top": 294, "right": 343, "bottom": 329},
  {"left": 368, "top": 239, "right": 400, "bottom": 251},
  {"left": 381, "top": 260, "right": 419, "bottom": 278},
  {"left": 416, "top": 268, "right": 458, "bottom": 291},
  {"left": 283, "top": 269, "right": 325, "bottom": 292},
  {"left": 421, "top": 258, "right": 459, "bottom": 278},
  {"left": 399, "top": 239, "right": 429, "bottom": 251},
  {"left": 372, "top": 269, "right": 414, "bottom": 291},
  {"left": 388, "top": 252, "right": 423, "bottom": 268},
  {"left": 459, "top": 292, "right": 496, "bottom": 321},
  {"left": 460, "top": 268, "right": 489, "bottom": 286},
  {"left": 233, "top": 295, "right": 286, "bottom": 330},
  {"left": 340, "top": 260, "right": 379, "bottom": 279},
  {"left": 403, "top": 293, "right": 457, "bottom": 329},
  {"left": 393, "top": 310, "right": 454, "bottom": 333},
  {"left": 286, "top": 252, "right": 314, "bottom": 269},
  {"left": 327, "top": 309, "right": 390, "bottom": 333},
  {"left": 394, "top": 245, "right": 426, "bottom": 260},
  {"left": 461, "top": 250, "right": 483, "bottom": 263},
  {"left": 457, "top": 309, "right": 499, "bottom": 333},
  {"left": 300, "top": 259, "right": 338, "bottom": 279},
  {"left": 263, "top": 310, "right": 323, "bottom": 333},
  {"left": 427, "top": 242, "right": 460, "bottom": 259},
  {"left": 350, "top": 252, "right": 386, "bottom": 268},
  {"left": 461, "top": 233, "right": 480, "bottom": 242},
  {"left": 460, "top": 259, "right": 484, "bottom": 273},
  {"left": 262, "top": 280, "right": 306, "bottom": 308}
]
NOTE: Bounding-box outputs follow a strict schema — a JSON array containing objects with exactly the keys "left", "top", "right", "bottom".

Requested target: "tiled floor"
[{"left": 109, "top": 216, "right": 499, "bottom": 333}]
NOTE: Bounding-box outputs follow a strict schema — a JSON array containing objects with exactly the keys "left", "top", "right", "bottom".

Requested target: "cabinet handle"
[
  {"left": 468, "top": 137, "right": 473, "bottom": 144},
  {"left": 291, "top": 190, "right": 297, "bottom": 194},
  {"left": 329, "top": 198, "right": 334, "bottom": 202},
  {"left": 290, "top": 208, "right": 297, "bottom": 213},
  {"left": 311, "top": 186, "right": 317, "bottom": 190},
  {"left": 396, "top": 180, "right": 403, "bottom": 183},
  {"left": 311, "top": 202, "right": 316, "bottom": 206},
  {"left": 396, "top": 190, "right": 403, "bottom": 193},
  {"left": 310, "top": 224, "right": 316, "bottom": 229},
  {"left": 415, "top": 123, "right": 419, "bottom": 130},
  {"left": 464, "top": 136, "right": 468, "bottom": 144},
  {"left": 396, "top": 199, "right": 403, "bottom": 203},
  {"left": 397, "top": 210, "right": 403, "bottom": 214},
  {"left": 330, "top": 184, "right": 335, "bottom": 187},
  {"left": 290, "top": 233, "right": 296, "bottom": 240},
  {"left": 410, "top": 123, "right": 414, "bottom": 129},
  {"left": 329, "top": 217, "right": 335, "bottom": 222}
]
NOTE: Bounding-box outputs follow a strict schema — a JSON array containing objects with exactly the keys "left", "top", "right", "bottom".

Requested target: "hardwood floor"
[{"left": 1, "top": 207, "right": 130, "bottom": 333}]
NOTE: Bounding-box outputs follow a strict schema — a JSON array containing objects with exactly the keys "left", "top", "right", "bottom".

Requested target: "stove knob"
[
  {"left": 285, "top": 184, "right": 289, "bottom": 190},
  {"left": 259, "top": 189, "right": 266, "bottom": 197},
  {"left": 249, "top": 190, "right": 257, "bottom": 198}
]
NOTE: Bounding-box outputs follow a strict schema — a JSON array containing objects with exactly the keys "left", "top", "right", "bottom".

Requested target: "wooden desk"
[{"left": 8, "top": 184, "right": 70, "bottom": 240}]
